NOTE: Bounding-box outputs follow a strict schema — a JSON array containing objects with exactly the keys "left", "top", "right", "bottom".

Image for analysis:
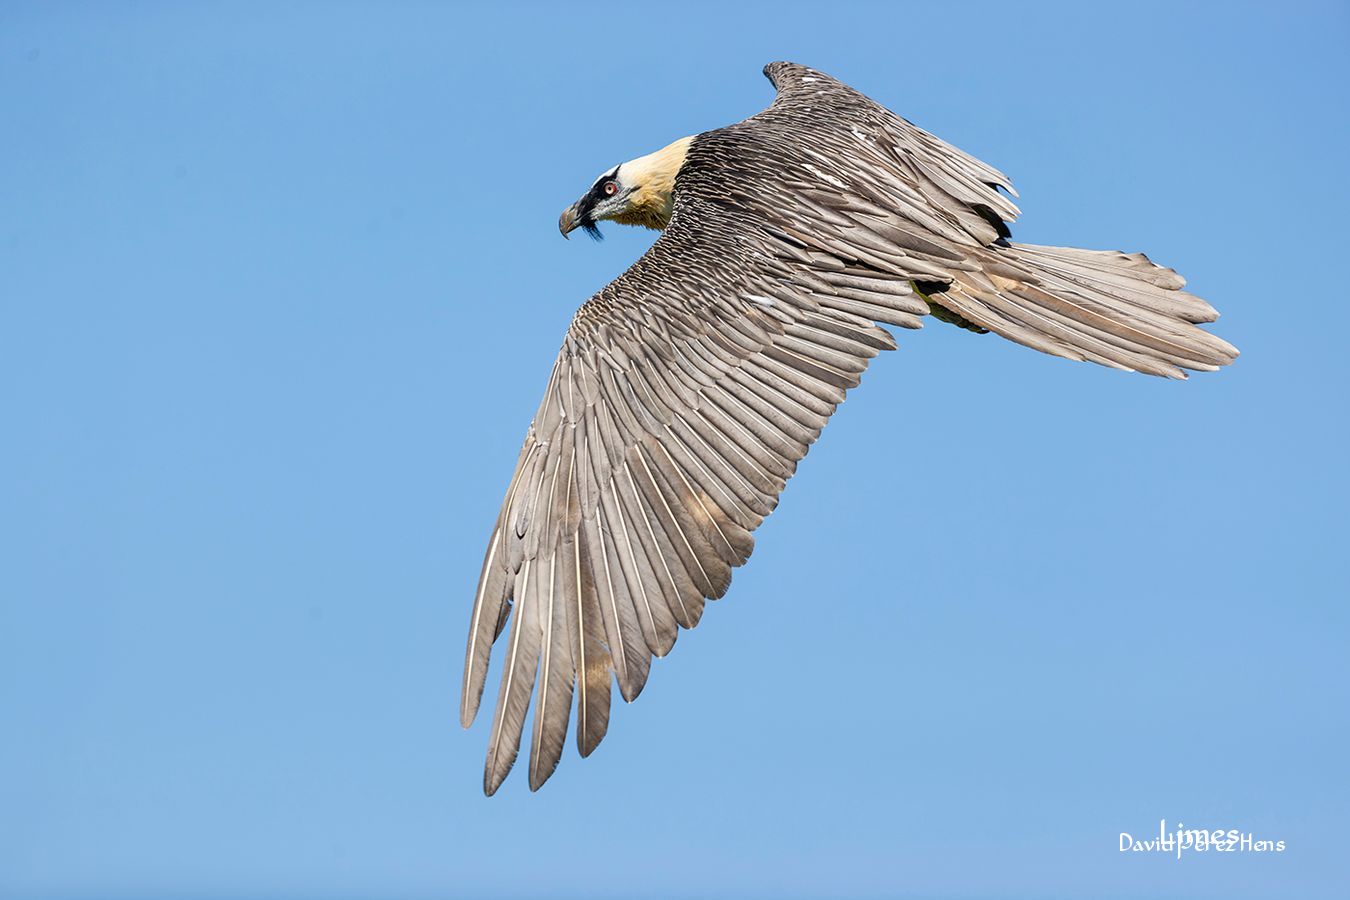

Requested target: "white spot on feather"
[{"left": 801, "top": 162, "right": 846, "bottom": 189}]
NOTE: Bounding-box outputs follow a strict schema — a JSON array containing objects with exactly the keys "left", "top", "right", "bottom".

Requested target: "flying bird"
[{"left": 460, "top": 62, "right": 1237, "bottom": 794}]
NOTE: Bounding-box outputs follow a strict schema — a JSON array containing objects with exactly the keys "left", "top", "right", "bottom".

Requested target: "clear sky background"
[{"left": 3, "top": 2, "right": 1348, "bottom": 898}]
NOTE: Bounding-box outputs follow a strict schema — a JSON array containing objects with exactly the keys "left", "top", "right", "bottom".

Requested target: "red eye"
[{"left": 603, "top": 181, "right": 617, "bottom": 196}]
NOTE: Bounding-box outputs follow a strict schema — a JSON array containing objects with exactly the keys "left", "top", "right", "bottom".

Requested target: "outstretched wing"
[
  {"left": 460, "top": 187, "right": 924, "bottom": 794},
  {"left": 461, "top": 62, "right": 1236, "bottom": 795}
]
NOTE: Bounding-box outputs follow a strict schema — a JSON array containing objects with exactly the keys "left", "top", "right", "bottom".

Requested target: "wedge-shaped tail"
[{"left": 928, "top": 242, "right": 1238, "bottom": 378}]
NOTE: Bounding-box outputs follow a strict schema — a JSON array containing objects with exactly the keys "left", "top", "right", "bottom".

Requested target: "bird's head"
[{"left": 559, "top": 136, "right": 694, "bottom": 239}]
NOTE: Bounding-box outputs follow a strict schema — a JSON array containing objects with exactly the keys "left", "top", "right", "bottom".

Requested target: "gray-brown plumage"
[{"left": 461, "top": 62, "right": 1238, "bottom": 794}]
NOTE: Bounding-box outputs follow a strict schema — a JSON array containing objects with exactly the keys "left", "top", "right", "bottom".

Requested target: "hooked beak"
[{"left": 559, "top": 202, "right": 582, "bottom": 239}]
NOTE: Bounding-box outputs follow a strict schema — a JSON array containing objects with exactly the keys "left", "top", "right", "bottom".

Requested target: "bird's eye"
[{"left": 603, "top": 181, "right": 618, "bottom": 196}]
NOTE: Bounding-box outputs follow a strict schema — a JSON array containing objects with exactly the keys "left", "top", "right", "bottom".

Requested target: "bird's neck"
[{"left": 614, "top": 135, "right": 693, "bottom": 231}]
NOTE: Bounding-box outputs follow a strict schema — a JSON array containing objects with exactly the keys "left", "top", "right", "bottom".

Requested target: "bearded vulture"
[{"left": 460, "top": 62, "right": 1237, "bottom": 794}]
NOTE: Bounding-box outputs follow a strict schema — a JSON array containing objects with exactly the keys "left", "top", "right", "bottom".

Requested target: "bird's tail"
[{"left": 925, "top": 242, "right": 1238, "bottom": 378}]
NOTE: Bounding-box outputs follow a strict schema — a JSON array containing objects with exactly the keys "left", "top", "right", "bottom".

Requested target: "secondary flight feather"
[{"left": 460, "top": 62, "right": 1237, "bottom": 794}]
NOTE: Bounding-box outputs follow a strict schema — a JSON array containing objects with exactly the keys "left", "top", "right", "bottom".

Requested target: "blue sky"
[{"left": 3, "top": 2, "right": 1348, "bottom": 898}]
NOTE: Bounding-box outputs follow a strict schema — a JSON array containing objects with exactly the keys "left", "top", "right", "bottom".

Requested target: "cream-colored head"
[{"left": 558, "top": 136, "right": 694, "bottom": 238}]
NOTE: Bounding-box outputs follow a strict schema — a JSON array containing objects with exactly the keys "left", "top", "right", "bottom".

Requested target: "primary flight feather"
[{"left": 460, "top": 62, "right": 1237, "bottom": 794}]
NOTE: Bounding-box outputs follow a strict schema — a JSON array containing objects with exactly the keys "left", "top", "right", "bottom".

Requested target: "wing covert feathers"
[{"left": 462, "top": 61, "right": 1237, "bottom": 794}]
